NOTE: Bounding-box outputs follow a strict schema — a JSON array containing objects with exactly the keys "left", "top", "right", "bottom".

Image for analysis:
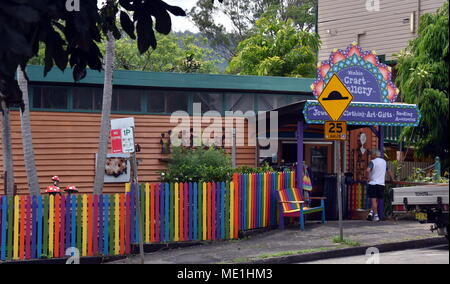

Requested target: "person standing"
[{"left": 366, "top": 149, "right": 393, "bottom": 221}]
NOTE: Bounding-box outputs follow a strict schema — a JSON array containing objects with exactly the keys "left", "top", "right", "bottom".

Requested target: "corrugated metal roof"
[{"left": 26, "top": 65, "right": 314, "bottom": 94}]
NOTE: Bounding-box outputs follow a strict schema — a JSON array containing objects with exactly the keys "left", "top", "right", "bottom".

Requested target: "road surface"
[{"left": 303, "top": 244, "right": 449, "bottom": 264}]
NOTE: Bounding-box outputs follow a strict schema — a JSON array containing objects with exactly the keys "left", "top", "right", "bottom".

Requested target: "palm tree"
[
  {"left": 0, "top": 94, "right": 15, "bottom": 196},
  {"left": 17, "top": 67, "right": 41, "bottom": 196},
  {"left": 93, "top": 30, "right": 116, "bottom": 195},
  {"left": 92, "top": 0, "right": 190, "bottom": 195}
]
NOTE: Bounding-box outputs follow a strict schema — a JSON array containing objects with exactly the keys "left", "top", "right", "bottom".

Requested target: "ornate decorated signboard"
[
  {"left": 304, "top": 100, "right": 420, "bottom": 126},
  {"left": 304, "top": 43, "right": 421, "bottom": 127}
]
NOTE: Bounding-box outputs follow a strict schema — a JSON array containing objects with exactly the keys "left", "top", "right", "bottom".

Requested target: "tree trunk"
[
  {"left": 17, "top": 67, "right": 41, "bottom": 196},
  {"left": 93, "top": 31, "right": 115, "bottom": 195},
  {"left": 0, "top": 97, "right": 15, "bottom": 196}
]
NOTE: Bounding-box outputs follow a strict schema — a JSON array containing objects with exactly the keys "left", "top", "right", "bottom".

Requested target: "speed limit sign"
[{"left": 324, "top": 121, "right": 347, "bottom": 140}]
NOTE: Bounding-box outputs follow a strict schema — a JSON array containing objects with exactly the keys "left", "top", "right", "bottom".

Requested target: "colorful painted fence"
[
  {"left": 0, "top": 172, "right": 296, "bottom": 261},
  {"left": 347, "top": 181, "right": 370, "bottom": 216}
]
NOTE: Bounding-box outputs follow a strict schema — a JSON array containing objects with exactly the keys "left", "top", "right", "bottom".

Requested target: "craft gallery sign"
[
  {"left": 312, "top": 43, "right": 399, "bottom": 103},
  {"left": 338, "top": 67, "right": 380, "bottom": 102},
  {"left": 307, "top": 43, "right": 421, "bottom": 126},
  {"left": 303, "top": 101, "right": 420, "bottom": 126}
]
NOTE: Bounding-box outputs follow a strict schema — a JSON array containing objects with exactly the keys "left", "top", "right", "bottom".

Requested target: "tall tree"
[
  {"left": 0, "top": 0, "right": 103, "bottom": 195},
  {"left": 226, "top": 13, "right": 319, "bottom": 77},
  {"left": 0, "top": 0, "right": 103, "bottom": 105},
  {"left": 1, "top": 0, "right": 213, "bottom": 195},
  {"left": 17, "top": 67, "right": 41, "bottom": 196},
  {"left": 189, "top": 0, "right": 317, "bottom": 61},
  {"left": 93, "top": 0, "right": 118, "bottom": 196},
  {"left": 395, "top": 1, "right": 449, "bottom": 167},
  {"left": 93, "top": 0, "right": 191, "bottom": 194},
  {"left": 0, "top": 92, "right": 15, "bottom": 196}
]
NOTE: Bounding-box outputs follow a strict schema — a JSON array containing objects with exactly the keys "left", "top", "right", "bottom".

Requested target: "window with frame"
[
  {"left": 146, "top": 91, "right": 165, "bottom": 113},
  {"left": 112, "top": 88, "right": 143, "bottom": 112},
  {"left": 73, "top": 87, "right": 103, "bottom": 110},
  {"left": 226, "top": 93, "right": 255, "bottom": 114},
  {"left": 193, "top": 92, "right": 223, "bottom": 114},
  {"left": 32, "top": 86, "right": 68, "bottom": 109},
  {"left": 165, "top": 91, "right": 189, "bottom": 113},
  {"left": 145, "top": 91, "right": 189, "bottom": 113}
]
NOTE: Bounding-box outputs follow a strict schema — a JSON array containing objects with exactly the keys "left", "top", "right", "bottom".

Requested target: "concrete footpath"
[{"left": 111, "top": 220, "right": 448, "bottom": 264}]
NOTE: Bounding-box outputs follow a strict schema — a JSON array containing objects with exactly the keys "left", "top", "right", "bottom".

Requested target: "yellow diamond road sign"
[{"left": 318, "top": 74, "right": 353, "bottom": 121}]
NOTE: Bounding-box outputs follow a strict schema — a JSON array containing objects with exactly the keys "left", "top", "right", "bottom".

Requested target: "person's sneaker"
[
  {"left": 367, "top": 210, "right": 374, "bottom": 221},
  {"left": 373, "top": 214, "right": 380, "bottom": 222}
]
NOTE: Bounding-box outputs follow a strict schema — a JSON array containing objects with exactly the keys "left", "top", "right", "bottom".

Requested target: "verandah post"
[
  {"left": 378, "top": 126, "right": 385, "bottom": 219},
  {"left": 297, "top": 120, "right": 304, "bottom": 190}
]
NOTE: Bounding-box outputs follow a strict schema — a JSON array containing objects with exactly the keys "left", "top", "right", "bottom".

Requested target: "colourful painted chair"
[{"left": 276, "top": 187, "right": 326, "bottom": 231}]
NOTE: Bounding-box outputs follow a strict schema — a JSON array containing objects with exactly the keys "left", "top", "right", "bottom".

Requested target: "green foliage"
[
  {"left": 161, "top": 147, "right": 277, "bottom": 183},
  {"left": 30, "top": 32, "right": 222, "bottom": 74},
  {"left": 189, "top": 0, "right": 317, "bottom": 61},
  {"left": 390, "top": 160, "right": 403, "bottom": 180},
  {"left": 331, "top": 236, "right": 361, "bottom": 247},
  {"left": 226, "top": 13, "right": 320, "bottom": 77},
  {"left": 235, "top": 163, "right": 274, "bottom": 174},
  {"left": 395, "top": 1, "right": 449, "bottom": 164},
  {"left": 161, "top": 146, "right": 233, "bottom": 183},
  {"left": 0, "top": 0, "right": 101, "bottom": 107},
  {"left": 407, "top": 168, "right": 449, "bottom": 184},
  {"left": 0, "top": 0, "right": 191, "bottom": 107},
  {"left": 112, "top": 33, "right": 222, "bottom": 73}
]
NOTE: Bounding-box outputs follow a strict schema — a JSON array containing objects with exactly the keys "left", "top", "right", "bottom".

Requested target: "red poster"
[{"left": 111, "top": 129, "right": 123, "bottom": 153}]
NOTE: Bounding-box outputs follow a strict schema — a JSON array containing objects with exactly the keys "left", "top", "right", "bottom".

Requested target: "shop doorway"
[
  {"left": 280, "top": 141, "right": 333, "bottom": 195},
  {"left": 305, "top": 142, "right": 333, "bottom": 196},
  {"left": 280, "top": 142, "right": 297, "bottom": 165}
]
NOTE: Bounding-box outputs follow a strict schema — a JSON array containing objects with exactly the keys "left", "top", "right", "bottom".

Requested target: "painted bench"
[{"left": 276, "top": 187, "right": 326, "bottom": 231}]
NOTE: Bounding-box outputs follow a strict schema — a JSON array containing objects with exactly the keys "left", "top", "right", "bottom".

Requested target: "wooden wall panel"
[
  {"left": 1, "top": 111, "right": 256, "bottom": 195},
  {"left": 318, "top": 0, "right": 446, "bottom": 61}
]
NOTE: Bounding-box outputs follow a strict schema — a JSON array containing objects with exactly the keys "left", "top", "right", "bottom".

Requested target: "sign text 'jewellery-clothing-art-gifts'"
[{"left": 303, "top": 101, "right": 421, "bottom": 127}]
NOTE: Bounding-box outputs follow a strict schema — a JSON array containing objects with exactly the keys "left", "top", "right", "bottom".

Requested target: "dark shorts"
[{"left": 368, "top": 184, "right": 385, "bottom": 199}]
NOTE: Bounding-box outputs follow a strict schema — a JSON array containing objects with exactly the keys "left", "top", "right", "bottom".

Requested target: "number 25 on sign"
[{"left": 324, "top": 121, "right": 347, "bottom": 140}]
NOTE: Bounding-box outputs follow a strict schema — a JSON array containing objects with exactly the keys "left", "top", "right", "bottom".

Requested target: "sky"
[
  {"left": 97, "top": 0, "right": 232, "bottom": 33},
  {"left": 167, "top": 0, "right": 199, "bottom": 32}
]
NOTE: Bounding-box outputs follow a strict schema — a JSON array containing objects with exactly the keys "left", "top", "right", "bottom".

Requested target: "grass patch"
[
  {"left": 231, "top": 257, "right": 251, "bottom": 263},
  {"left": 332, "top": 236, "right": 361, "bottom": 247},
  {"left": 257, "top": 246, "right": 346, "bottom": 260},
  {"left": 230, "top": 244, "right": 351, "bottom": 263}
]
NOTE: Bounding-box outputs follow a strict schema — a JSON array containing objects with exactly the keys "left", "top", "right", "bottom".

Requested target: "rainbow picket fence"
[{"left": 0, "top": 172, "right": 297, "bottom": 261}]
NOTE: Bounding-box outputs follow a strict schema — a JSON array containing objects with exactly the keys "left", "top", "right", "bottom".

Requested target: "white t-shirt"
[{"left": 368, "top": 158, "right": 387, "bottom": 186}]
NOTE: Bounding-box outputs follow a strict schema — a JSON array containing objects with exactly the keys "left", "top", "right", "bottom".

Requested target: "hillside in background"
[{"left": 174, "top": 31, "right": 229, "bottom": 73}]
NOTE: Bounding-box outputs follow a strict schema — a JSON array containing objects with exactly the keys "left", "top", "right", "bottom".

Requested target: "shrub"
[
  {"left": 235, "top": 163, "right": 274, "bottom": 174},
  {"left": 161, "top": 146, "right": 233, "bottom": 183},
  {"left": 160, "top": 147, "right": 276, "bottom": 183}
]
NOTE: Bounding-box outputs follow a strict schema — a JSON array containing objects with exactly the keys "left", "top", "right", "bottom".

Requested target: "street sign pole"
[
  {"left": 232, "top": 128, "right": 237, "bottom": 169},
  {"left": 318, "top": 73, "right": 353, "bottom": 242},
  {"left": 111, "top": 118, "right": 144, "bottom": 262},
  {"left": 335, "top": 140, "right": 344, "bottom": 241},
  {"left": 130, "top": 127, "right": 145, "bottom": 264}
]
